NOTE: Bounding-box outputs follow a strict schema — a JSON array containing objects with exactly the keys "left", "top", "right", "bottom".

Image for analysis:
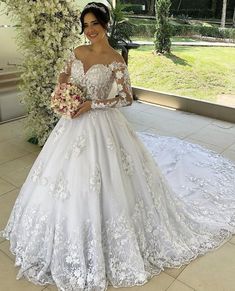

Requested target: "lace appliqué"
[
  {"left": 30, "top": 162, "right": 70, "bottom": 201},
  {"left": 90, "top": 62, "right": 133, "bottom": 109},
  {"left": 53, "top": 123, "right": 65, "bottom": 143},
  {"left": 141, "top": 157, "right": 161, "bottom": 208},
  {"left": 61, "top": 51, "right": 76, "bottom": 75},
  {"left": 103, "top": 213, "right": 148, "bottom": 285},
  {"left": 120, "top": 147, "right": 134, "bottom": 176},
  {"left": 90, "top": 165, "right": 101, "bottom": 194},
  {"left": 49, "top": 171, "right": 70, "bottom": 201},
  {"left": 71, "top": 58, "right": 113, "bottom": 103},
  {"left": 107, "top": 136, "right": 115, "bottom": 151},
  {"left": 65, "top": 134, "right": 87, "bottom": 160},
  {"left": 87, "top": 109, "right": 98, "bottom": 124},
  {"left": 30, "top": 161, "right": 49, "bottom": 187},
  {"left": 30, "top": 161, "right": 43, "bottom": 183},
  {"left": 1, "top": 197, "right": 235, "bottom": 291},
  {"left": 61, "top": 53, "right": 133, "bottom": 110}
]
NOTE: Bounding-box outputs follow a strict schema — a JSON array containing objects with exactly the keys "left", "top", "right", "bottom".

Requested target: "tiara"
[{"left": 85, "top": 3, "right": 106, "bottom": 13}]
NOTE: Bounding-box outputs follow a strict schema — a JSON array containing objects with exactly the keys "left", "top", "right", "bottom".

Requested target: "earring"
[{"left": 85, "top": 36, "right": 91, "bottom": 45}]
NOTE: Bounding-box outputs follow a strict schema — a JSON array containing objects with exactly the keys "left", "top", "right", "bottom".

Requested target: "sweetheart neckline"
[
  {"left": 74, "top": 59, "right": 112, "bottom": 75},
  {"left": 72, "top": 56, "right": 126, "bottom": 76}
]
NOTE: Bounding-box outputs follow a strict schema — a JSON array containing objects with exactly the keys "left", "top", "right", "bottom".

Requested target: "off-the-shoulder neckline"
[{"left": 71, "top": 51, "right": 126, "bottom": 75}]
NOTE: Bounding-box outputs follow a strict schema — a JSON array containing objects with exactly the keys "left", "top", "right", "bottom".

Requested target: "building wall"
[{"left": 0, "top": 3, "right": 22, "bottom": 67}]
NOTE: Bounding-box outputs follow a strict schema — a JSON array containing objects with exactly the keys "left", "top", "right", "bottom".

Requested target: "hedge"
[
  {"left": 170, "top": 9, "right": 214, "bottom": 19},
  {"left": 131, "top": 22, "right": 235, "bottom": 40},
  {"left": 171, "top": 24, "right": 235, "bottom": 39}
]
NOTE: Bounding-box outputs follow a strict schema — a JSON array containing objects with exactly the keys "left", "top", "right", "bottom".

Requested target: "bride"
[{"left": 1, "top": 2, "right": 235, "bottom": 291}]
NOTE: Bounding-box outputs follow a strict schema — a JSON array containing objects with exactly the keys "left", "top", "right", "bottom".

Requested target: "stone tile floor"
[{"left": 0, "top": 100, "right": 235, "bottom": 291}]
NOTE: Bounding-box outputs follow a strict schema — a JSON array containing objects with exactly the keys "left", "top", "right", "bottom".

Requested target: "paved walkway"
[{"left": 134, "top": 40, "right": 235, "bottom": 47}]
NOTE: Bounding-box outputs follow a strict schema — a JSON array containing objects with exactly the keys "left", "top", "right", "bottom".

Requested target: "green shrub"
[
  {"left": 155, "top": 0, "right": 172, "bottom": 53},
  {"left": 132, "top": 23, "right": 156, "bottom": 37},
  {"left": 228, "top": 29, "right": 235, "bottom": 39},
  {"left": 130, "top": 17, "right": 235, "bottom": 41},
  {"left": 170, "top": 23, "right": 195, "bottom": 36}
]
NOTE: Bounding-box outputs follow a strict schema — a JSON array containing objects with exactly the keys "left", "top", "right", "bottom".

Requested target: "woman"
[{"left": 1, "top": 2, "right": 235, "bottom": 291}]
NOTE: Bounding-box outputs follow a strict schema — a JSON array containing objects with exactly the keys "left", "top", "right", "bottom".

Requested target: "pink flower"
[{"left": 51, "top": 83, "right": 87, "bottom": 118}]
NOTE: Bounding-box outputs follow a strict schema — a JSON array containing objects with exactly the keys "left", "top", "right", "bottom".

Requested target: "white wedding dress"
[{"left": 1, "top": 52, "right": 235, "bottom": 291}]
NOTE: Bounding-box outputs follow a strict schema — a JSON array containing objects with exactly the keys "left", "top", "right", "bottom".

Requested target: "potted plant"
[{"left": 107, "top": 0, "right": 138, "bottom": 64}]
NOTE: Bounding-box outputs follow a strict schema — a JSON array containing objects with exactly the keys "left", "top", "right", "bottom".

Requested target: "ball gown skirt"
[{"left": 1, "top": 108, "right": 235, "bottom": 291}]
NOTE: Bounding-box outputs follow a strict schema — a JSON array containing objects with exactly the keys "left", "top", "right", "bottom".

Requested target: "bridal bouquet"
[{"left": 51, "top": 83, "right": 87, "bottom": 118}]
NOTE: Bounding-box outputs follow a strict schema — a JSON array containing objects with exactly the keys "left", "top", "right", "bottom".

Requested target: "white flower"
[
  {"left": 40, "top": 177, "right": 48, "bottom": 186},
  {"left": 115, "top": 70, "right": 124, "bottom": 79},
  {"left": 5, "top": 0, "right": 81, "bottom": 146},
  {"left": 65, "top": 256, "right": 73, "bottom": 264},
  {"left": 117, "top": 83, "right": 123, "bottom": 92}
]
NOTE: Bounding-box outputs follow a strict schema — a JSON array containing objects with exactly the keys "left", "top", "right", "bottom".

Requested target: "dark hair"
[{"left": 80, "top": 2, "right": 110, "bottom": 34}]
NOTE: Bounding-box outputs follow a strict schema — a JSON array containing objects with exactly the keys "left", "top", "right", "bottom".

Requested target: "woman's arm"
[
  {"left": 72, "top": 61, "right": 133, "bottom": 119},
  {"left": 91, "top": 61, "right": 133, "bottom": 109},
  {"left": 58, "top": 51, "right": 75, "bottom": 84},
  {"left": 58, "top": 72, "right": 70, "bottom": 84}
]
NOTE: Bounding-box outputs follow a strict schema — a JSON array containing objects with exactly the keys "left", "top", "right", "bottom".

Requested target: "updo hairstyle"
[{"left": 80, "top": 2, "right": 110, "bottom": 34}]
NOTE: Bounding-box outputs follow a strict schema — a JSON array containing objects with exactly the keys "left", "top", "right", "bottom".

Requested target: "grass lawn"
[
  {"left": 128, "top": 45, "right": 235, "bottom": 103},
  {"left": 132, "top": 36, "right": 203, "bottom": 42}
]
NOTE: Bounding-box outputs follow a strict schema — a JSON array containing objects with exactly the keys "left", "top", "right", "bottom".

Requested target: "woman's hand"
[{"left": 72, "top": 100, "right": 92, "bottom": 119}]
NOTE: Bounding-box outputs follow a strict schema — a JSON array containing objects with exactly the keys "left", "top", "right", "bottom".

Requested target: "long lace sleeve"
[
  {"left": 91, "top": 62, "right": 133, "bottom": 109},
  {"left": 58, "top": 51, "right": 75, "bottom": 83}
]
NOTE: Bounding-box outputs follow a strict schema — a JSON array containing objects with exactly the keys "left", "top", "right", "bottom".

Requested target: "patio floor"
[{"left": 0, "top": 100, "right": 235, "bottom": 291}]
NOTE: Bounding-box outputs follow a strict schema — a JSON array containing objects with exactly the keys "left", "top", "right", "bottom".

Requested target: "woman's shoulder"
[
  {"left": 108, "top": 48, "right": 125, "bottom": 65},
  {"left": 108, "top": 51, "right": 127, "bottom": 73},
  {"left": 74, "top": 45, "right": 91, "bottom": 59}
]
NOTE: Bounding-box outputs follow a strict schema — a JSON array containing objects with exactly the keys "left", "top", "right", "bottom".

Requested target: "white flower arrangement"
[{"left": 3, "top": 0, "right": 82, "bottom": 146}]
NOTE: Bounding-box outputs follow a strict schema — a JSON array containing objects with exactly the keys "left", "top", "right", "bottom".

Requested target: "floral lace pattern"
[
  {"left": 89, "top": 165, "right": 101, "bottom": 194},
  {"left": 49, "top": 171, "right": 70, "bottom": 201},
  {"left": 120, "top": 147, "right": 134, "bottom": 176},
  {"left": 29, "top": 161, "right": 70, "bottom": 201},
  {"left": 65, "top": 134, "right": 87, "bottom": 160},
  {"left": 107, "top": 137, "right": 115, "bottom": 151},
  {"left": 52, "top": 123, "right": 65, "bottom": 143},
  {"left": 30, "top": 160, "right": 43, "bottom": 183},
  {"left": 2, "top": 128, "right": 235, "bottom": 290},
  {"left": 90, "top": 62, "right": 133, "bottom": 109},
  {"left": 65, "top": 52, "right": 133, "bottom": 110},
  {"left": 1, "top": 194, "right": 235, "bottom": 291}
]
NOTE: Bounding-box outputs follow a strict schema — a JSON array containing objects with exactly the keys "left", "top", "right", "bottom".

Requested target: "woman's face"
[{"left": 83, "top": 12, "right": 106, "bottom": 44}]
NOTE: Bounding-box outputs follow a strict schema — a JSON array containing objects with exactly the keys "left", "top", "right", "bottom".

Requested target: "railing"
[{"left": 133, "top": 86, "right": 235, "bottom": 123}]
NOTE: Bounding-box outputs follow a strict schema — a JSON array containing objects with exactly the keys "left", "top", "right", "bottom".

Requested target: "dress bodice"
[
  {"left": 70, "top": 59, "right": 116, "bottom": 101},
  {"left": 61, "top": 51, "right": 133, "bottom": 109}
]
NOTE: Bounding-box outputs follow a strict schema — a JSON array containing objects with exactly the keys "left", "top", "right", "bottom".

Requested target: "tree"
[
  {"left": 177, "top": 0, "right": 182, "bottom": 12},
  {"left": 154, "top": 0, "right": 172, "bottom": 54},
  {"left": 145, "top": 0, "right": 156, "bottom": 16},
  {"left": 211, "top": 0, "right": 217, "bottom": 18},
  {"left": 107, "top": 0, "right": 134, "bottom": 49},
  {"left": 221, "top": 0, "right": 227, "bottom": 28},
  {"left": 233, "top": 7, "right": 235, "bottom": 28}
]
